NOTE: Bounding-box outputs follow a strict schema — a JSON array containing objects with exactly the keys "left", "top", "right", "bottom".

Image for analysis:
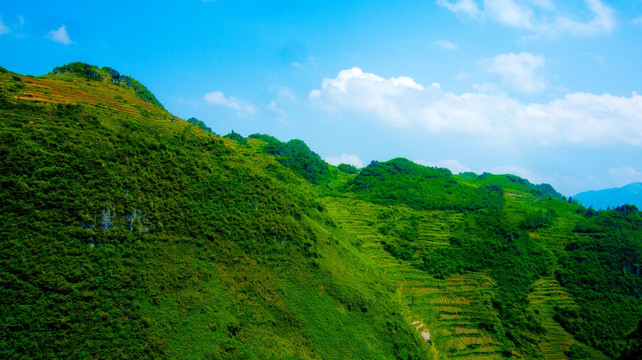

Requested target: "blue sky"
[{"left": 2, "top": 0, "right": 642, "bottom": 195}]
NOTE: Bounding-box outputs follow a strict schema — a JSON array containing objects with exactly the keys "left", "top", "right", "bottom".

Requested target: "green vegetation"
[
  {"left": 0, "top": 66, "right": 426, "bottom": 359},
  {"left": 50, "top": 62, "right": 165, "bottom": 109},
  {"left": 248, "top": 133, "right": 332, "bottom": 184},
  {"left": 467, "top": 173, "right": 564, "bottom": 200},
  {"left": 555, "top": 206, "right": 642, "bottom": 358},
  {"left": 327, "top": 163, "right": 640, "bottom": 359},
  {"left": 346, "top": 158, "right": 504, "bottom": 211},
  {"left": 338, "top": 163, "right": 359, "bottom": 174},
  {"left": 1, "top": 63, "right": 640, "bottom": 359},
  {"left": 186, "top": 117, "right": 216, "bottom": 135}
]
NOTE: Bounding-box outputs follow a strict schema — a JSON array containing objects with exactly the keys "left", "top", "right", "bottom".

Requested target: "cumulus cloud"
[
  {"left": 415, "top": 159, "right": 471, "bottom": 174},
  {"left": 482, "top": 52, "right": 547, "bottom": 93},
  {"left": 310, "top": 67, "right": 642, "bottom": 147},
  {"left": 46, "top": 25, "right": 73, "bottom": 45},
  {"left": 436, "top": 0, "right": 615, "bottom": 38},
  {"left": 433, "top": 39, "right": 458, "bottom": 50},
  {"left": 309, "top": 67, "right": 424, "bottom": 126},
  {"left": 204, "top": 90, "right": 256, "bottom": 116},
  {"left": 324, "top": 154, "right": 364, "bottom": 168}
]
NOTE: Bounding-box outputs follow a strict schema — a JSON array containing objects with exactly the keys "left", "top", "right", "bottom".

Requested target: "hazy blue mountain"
[{"left": 574, "top": 182, "right": 642, "bottom": 210}]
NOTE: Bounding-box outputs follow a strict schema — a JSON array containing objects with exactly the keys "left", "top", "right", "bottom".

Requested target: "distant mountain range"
[{"left": 574, "top": 182, "right": 642, "bottom": 210}]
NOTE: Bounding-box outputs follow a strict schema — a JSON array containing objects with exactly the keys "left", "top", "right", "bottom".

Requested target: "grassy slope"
[{"left": 0, "top": 66, "right": 427, "bottom": 359}]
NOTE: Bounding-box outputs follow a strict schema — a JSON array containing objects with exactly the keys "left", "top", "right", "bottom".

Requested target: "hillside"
[
  {"left": 574, "top": 182, "right": 642, "bottom": 210},
  {"left": 0, "top": 64, "right": 427, "bottom": 359},
  {"left": 1, "top": 63, "right": 641, "bottom": 360}
]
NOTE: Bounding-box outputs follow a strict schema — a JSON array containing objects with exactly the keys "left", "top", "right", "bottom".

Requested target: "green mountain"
[
  {"left": 574, "top": 182, "right": 642, "bottom": 210},
  {"left": 1, "top": 63, "right": 640, "bottom": 360},
  {"left": 186, "top": 117, "right": 217, "bottom": 135},
  {"left": 49, "top": 62, "right": 165, "bottom": 110}
]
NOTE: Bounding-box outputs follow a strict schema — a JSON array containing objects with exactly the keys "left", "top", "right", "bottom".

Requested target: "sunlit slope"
[
  {"left": 1, "top": 63, "right": 639, "bottom": 360},
  {"left": 0, "top": 65, "right": 427, "bottom": 359},
  {"left": 527, "top": 277, "right": 608, "bottom": 360},
  {"left": 321, "top": 198, "right": 507, "bottom": 360},
  {"left": 320, "top": 165, "right": 630, "bottom": 359}
]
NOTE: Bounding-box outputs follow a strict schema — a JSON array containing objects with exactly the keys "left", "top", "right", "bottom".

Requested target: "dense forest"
[{"left": 0, "top": 63, "right": 640, "bottom": 359}]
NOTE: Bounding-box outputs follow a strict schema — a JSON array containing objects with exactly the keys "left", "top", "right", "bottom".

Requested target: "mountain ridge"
[
  {"left": 574, "top": 182, "right": 642, "bottom": 210},
  {"left": 1, "top": 63, "right": 640, "bottom": 360}
]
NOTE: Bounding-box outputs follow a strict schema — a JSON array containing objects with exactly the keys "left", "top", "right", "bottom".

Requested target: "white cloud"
[
  {"left": 436, "top": 0, "right": 615, "bottom": 38},
  {"left": 605, "top": 167, "right": 642, "bottom": 189},
  {"left": 290, "top": 62, "right": 304, "bottom": 69},
  {"left": 46, "top": 25, "right": 73, "bottom": 45},
  {"left": 436, "top": 0, "right": 481, "bottom": 17},
  {"left": 608, "top": 166, "right": 642, "bottom": 181},
  {"left": 325, "top": 154, "right": 364, "bottom": 168},
  {"left": 433, "top": 39, "right": 458, "bottom": 50},
  {"left": 204, "top": 90, "right": 256, "bottom": 116},
  {"left": 268, "top": 101, "right": 286, "bottom": 117},
  {"left": 271, "top": 85, "right": 298, "bottom": 103},
  {"left": 482, "top": 52, "right": 547, "bottom": 93},
  {"left": 527, "top": 0, "right": 555, "bottom": 10},
  {"left": 485, "top": 0, "right": 535, "bottom": 29},
  {"left": 310, "top": 67, "right": 642, "bottom": 147},
  {"left": 551, "top": 0, "right": 615, "bottom": 36},
  {"left": 633, "top": 16, "right": 642, "bottom": 26},
  {"left": 415, "top": 159, "right": 471, "bottom": 174},
  {"left": 0, "top": 17, "right": 10, "bottom": 35},
  {"left": 309, "top": 67, "right": 424, "bottom": 126}
]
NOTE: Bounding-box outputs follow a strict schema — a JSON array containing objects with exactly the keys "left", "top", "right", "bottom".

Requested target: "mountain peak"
[{"left": 50, "top": 62, "right": 164, "bottom": 109}]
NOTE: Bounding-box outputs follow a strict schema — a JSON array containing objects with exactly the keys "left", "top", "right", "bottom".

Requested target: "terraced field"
[
  {"left": 532, "top": 215, "right": 583, "bottom": 253},
  {"left": 323, "top": 197, "right": 507, "bottom": 359},
  {"left": 528, "top": 278, "right": 609, "bottom": 360},
  {"left": 3, "top": 73, "right": 201, "bottom": 137},
  {"left": 15, "top": 76, "right": 159, "bottom": 116},
  {"left": 528, "top": 277, "right": 578, "bottom": 359}
]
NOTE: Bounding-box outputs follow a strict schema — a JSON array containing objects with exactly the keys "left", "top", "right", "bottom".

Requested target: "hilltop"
[
  {"left": 48, "top": 62, "right": 165, "bottom": 109},
  {"left": 1, "top": 63, "right": 640, "bottom": 360}
]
